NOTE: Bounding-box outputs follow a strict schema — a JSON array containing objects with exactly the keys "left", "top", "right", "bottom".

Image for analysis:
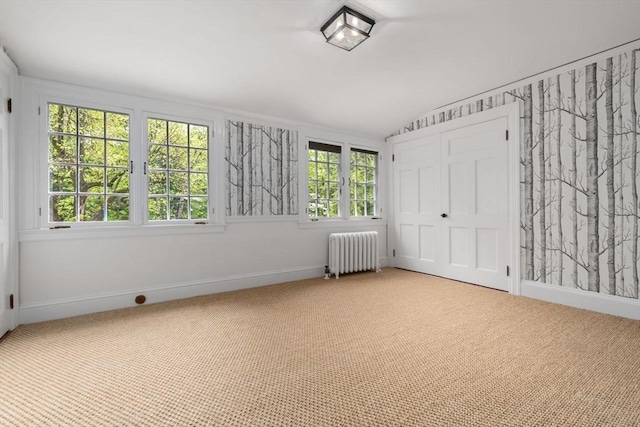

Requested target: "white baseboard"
[
  {"left": 19, "top": 258, "right": 389, "bottom": 324},
  {"left": 520, "top": 280, "right": 640, "bottom": 320},
  {"left": 19, "top": 266, "right": 325, "bottom": 324}
]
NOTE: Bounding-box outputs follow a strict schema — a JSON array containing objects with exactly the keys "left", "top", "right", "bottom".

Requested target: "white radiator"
[{"left": 329, "top": 231, "right": 380, "bottom": 279}]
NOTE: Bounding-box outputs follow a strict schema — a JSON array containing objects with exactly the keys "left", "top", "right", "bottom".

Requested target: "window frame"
[
  {"left": 304, "top": 139, "right": 379, "bottom": 222},
  {"left": 142, "top": 112, "right": 214, "bottom": 225},
  {"left": 40, "top": 98, "right": 136, "bottom": 229},
  {"left": 308, "top": 141, "right": 343, "bottom": 219},
  {"left": 37, "top": 92, "right": 224, "bottom": 233},
  {"left": 349, "top": 147, "right": 378, "bottom": 218}
]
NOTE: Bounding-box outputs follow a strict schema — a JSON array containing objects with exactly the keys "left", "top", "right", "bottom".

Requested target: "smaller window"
[
  {"left": 350, "top": 149, "right": 377, "bottom": 217},
  {"left": 47, "top": 103, "right": 130, "bottom": 223},
  {"left": 146, "top": 117, "right": 209, "bottom": 221},
  {"left": 308, "top": 142, "right": 341, "bottom": 218}
]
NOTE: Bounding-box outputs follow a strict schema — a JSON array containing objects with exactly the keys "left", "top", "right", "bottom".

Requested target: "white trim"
[
  {"left": 521, "top": 280, "right": 640, "bottom": 320},
  {"left": 18, "top": 261, "right": 388, "bottom": 324},
  {"left": 297, "top": 218, "right": 387, "bottom": 230},
  {"left": 19, "top": 223, "right": 226, "bottom": 242}
]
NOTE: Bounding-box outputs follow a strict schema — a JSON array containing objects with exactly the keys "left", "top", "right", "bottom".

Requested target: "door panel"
[
  {"left": 441, "top": 117, "right": 508, "bottom": 290},
  {"left": 393, "top": 134, "right": 441, "bottom": 275}
]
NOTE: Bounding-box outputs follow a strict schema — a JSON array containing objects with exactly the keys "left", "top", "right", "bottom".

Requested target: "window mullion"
[{"left": 341, "top": 148, "right": 350, "bottom": 219}]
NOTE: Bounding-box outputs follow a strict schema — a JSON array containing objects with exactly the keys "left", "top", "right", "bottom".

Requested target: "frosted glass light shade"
[{"left": 320, "top": 6, "right": 375, "bottom": 51}]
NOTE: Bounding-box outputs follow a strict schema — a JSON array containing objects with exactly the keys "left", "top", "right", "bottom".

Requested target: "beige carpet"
[{"left": 1, "top": 268, "right": 639, "bottom": 426}]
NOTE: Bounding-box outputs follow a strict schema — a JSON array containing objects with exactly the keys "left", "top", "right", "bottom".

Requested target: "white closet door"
[
  {"left": 392, "top": 116, "right": 509, "bottom": 291},
  {"left": 441, "top": 117, "right": 508, "bottom": 291},
  {"left": 393, "top": 134, "right": 442, "bottom": 275}
]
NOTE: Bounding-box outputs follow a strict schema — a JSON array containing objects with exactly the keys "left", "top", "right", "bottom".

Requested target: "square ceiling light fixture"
[{"left": 320, "top": 6, "right": 375, "bottom": 51}]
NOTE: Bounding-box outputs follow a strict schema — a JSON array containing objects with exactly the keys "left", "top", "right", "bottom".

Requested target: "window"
[
  {"left": 47, "top": 103, "right": 130, "bottom": 223},
  {"left": 146, "top": 118, "right": 209, "bottom": 221},
  {"left": 350, "top": 149, "right": 377, "bottom": 216},
  {"left": 307, "top": 141, "right": 378, "bottom": 219},
  {"left": 308, "top": 142, "right": 341, "bottom": 218}
]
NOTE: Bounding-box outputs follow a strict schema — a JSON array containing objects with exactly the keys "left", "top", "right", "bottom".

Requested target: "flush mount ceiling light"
[{"left": 320, "top": 5, "right": 375, "bottom": 51}]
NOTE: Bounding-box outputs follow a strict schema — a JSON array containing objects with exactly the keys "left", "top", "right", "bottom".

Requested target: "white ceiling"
[{"left": 1, "top": 0, "right": 639, "bottom": 139}]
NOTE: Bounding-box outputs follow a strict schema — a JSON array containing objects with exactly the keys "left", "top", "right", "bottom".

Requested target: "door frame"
[
  {"left": 387, "top": 102, "right": 521, "bottom": 295},
  {"left": 0, "top": 49, "right": 20, "bottom": 334}
]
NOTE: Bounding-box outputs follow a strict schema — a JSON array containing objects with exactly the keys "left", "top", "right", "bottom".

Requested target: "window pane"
[
  {"left": 329, "top": 201, "right": 339, "bottom": 217},
  {"left": 366, "top": 167, "right": 375, "bottom": 183},
  {"left": 148, "top": 171, "right": 167, "bottom": 195},
  {"left": 106, "top": 167, "right": 129, "bottom": 194},
  {"left": 189, "top": 148, "right": 207, "bottom": 172},
  {"left": 107, "top": 196, "right": 129, "bottom": 221},
  {"left": 169, "top": 172, "right": 189, "bottom": 195},
  {"left": 49, "top": 135, "right": 77, "bottom": 163},
  {"left": 168, "top": 121, "right": 188, "bottom": 146},
  {"left": 79, "top": 138, "right": 104, "bottom": 165},
  {"left": 148, "top": 119, "right": 167, "bottom": 144},
  {"left": 148, "top": 197, "right": 168, "bottom": 220},
  {"left": 78, "top": 108, "right": 105, "bottom": 137},
  {"left": 106, "top": 112, "right": 129, "bottom": 140},
  {"left": 79, "top": 167, "right": 105, "bottom": 194},
  {"left": 169, "top": 197, "right": 188, "bottom": 219},
  {"left": 366, "top": 185, "right": 375, "bottom": 200},
  {"left": 168, "top": 147, "right": 188, "bottom": 170},
  {"left": 316, "top": 162, "right": 327, "bottom": 180},
  {"left": 49, "top": 195, "right": 76, "bottom": 222},
  {"left": 190, "top": 197, "right": 208, "bottom": 219},
  {"left": 49, "top": 165, "right": 76, "bottom": 192},
  {"left": 189, "top": 125, "right": 208, "bottom": 149},
  {"left": 148, "top": 145, "right": 167, "bottom": 169},
  {"left": 107, "top": 140, "right": 129, "bottom": 167},
  {"left": 79, "top": 195, "right": 104, "bottom": 221},
  {"left": 48, "top": 104, "right": 77, "bottom": 134},
  {"left": 190, "top": 173, "right": 208, "bottom": 196},
  {"left": 328, "top": 152, "right": 340, "bottom": 164},
  {"left": 329, "top": 165, "right": 339, "bottom": 181}
]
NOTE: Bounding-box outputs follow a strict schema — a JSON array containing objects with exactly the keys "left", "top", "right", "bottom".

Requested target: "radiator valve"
[{"left": 324, "top": 265, "right": 330, "bottom": 280}]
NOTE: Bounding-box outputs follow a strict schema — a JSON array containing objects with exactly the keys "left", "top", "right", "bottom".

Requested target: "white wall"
[{"left": 18, "top": 78, "right": 388, "bottom": 323}]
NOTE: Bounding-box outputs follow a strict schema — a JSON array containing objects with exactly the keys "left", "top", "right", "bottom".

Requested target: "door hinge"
[
  {"left": 506, "top": 265, "right": 510, "bottom": 277},
  {"left": 7, "top": 98, "right": 11, "bottom": 113},
  {"left": 393, "top": 249, "right": 396, "bottom": 257},
  {"left": 9, "top": 294, "right": 14, "bottom": 309},
  {"left": 392, "top": 154, "right": 395, "bottom": 162},
  {"left": 130, "top": 161, "right": 134, "bottom": 174},
  {"left": 38, "top": 106, "right": 41, "bottom": 116},
  {"left": 505, "top": 130, "right": 509, "bottom": 141},
  {"left": 211, "top": 207, "right": 215, "bottom": 215},
  {"left": 38, "top": 207, "right": 42, "bottom": 217}
]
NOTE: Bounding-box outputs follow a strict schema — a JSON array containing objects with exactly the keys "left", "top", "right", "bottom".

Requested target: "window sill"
[
  {"left": 297, "top": 218, "right": 387, "bottom": 230},
  {"left": 19, "top": 223, "right": 227, "bottom": 242}
]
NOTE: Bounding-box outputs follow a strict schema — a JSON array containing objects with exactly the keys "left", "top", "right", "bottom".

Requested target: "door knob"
[{"left": 441, "top": 213, "right": 448, "bottom": 218}]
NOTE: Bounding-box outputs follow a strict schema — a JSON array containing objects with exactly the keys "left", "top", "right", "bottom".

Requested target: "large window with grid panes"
[
  {"left": 307, "top": 141, "right": 377, "bottom": 219},
  {"left": 45, "top": 102, "right": 214, "bottom": 228}
]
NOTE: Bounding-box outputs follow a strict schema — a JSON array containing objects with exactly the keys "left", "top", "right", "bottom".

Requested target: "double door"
[{"left": 393, "top": 116, "right": 508, "bottom": 291}]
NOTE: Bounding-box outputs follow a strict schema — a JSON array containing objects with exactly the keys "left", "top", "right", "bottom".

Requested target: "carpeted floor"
[{"left": 1, "top": 268, "right": 639, "bottom": 426}]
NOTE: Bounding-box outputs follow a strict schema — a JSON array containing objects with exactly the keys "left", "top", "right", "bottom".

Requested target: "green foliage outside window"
[
  {"left": 48, "top": 103, "right": 130, "bottom": 222},
  {"left": 308, "top": 148, "right": 340, "bottom": 217},
  {"left": 147, "top": 118, "right": 209, "bottom": 221},
  {"left": 350, "top": 150, "right": 377, "bottom": 216}
]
